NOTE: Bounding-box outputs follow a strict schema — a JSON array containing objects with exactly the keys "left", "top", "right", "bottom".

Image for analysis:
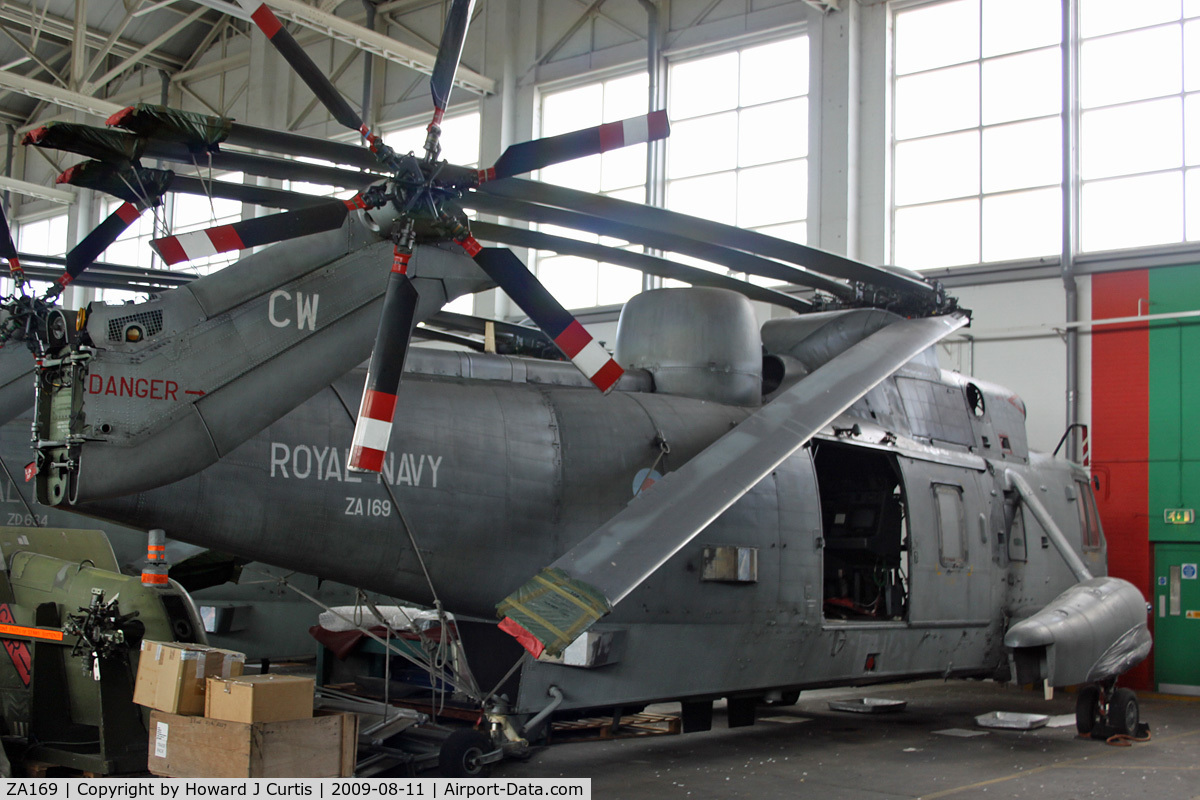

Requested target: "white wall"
[{"left": 935, "top": 278, "right": 1074, "bottom": 453}]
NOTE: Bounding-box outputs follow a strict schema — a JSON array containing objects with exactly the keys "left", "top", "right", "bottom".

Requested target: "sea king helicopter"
[{"left": 0, "top": 0, "right": 1151, "bottom": 774}]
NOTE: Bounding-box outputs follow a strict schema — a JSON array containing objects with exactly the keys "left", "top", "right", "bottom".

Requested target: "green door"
[{"left": 1154, "top": 543, "right": 1200, "bottom": 695}]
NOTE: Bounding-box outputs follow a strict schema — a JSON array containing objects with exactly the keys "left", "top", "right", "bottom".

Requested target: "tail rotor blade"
[
  {"left": 235, "top": 0, "right": 365, "bottom": 135},
  {"left": 58, "top": 201, "right": 148, "bottom": 290},
  {"left": 429, "top": 0, "right": 475, "bottom": 119},
  {"left": 482, "top": 110, "right": 670, "bottom": 182},
  {"left": 348, "top": 246, "right": 420, "bottom": 473},
  {"left": 150, "top": 197, "right": 359, "bottom": 266},
  {"left": 456, "top": 237, "right": 623, "bottom": 393}
]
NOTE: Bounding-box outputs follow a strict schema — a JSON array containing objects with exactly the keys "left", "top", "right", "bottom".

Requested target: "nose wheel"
[
  {"left": 1106, "top": 688, "right": 1139, "bottom": 736},
  {"left": 1075, "top": 683, "right": 1140, "bottom": 738}
]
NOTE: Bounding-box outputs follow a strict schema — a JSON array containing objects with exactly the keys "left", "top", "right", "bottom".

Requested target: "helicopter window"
[
  {"left": 933, "top": 483, "right": 967, "bottom": 568},
  {"left": 966, "top": 383, "right": 986, "bottom": 417},
  {"left": 814, "top": 443, "right": 908, "bottom": 622},
  {"left": 895, "top": 377, "right": 974, "bottom": 447},
  {"left": 1075, "top": 479, "right": 1103, "bottom": 549}
]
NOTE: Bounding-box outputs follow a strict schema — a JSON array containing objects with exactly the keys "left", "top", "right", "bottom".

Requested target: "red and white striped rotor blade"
[
  {"left": 457, "top": 238, "right": 623, "bottom": 393},
  {"left": 348, "top": 247, "right": 420, "bottom": 473},
  {"left": 478, "top": 110, "right": 670, "bottom": 184},
  {"left": 150, "top": 197, "right": 363, "bottom": 266}
]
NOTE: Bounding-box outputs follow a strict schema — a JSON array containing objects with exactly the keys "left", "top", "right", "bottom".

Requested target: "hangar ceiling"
[{"left": 0, "top": 0, "right": 500, "bottom": 127}]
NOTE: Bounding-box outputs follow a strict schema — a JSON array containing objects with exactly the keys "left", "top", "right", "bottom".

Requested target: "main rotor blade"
[
  {"left": 24, "top": 122, "right": 143, "bottom": 163},
  {"left": 414, "top": 325, "right": 483, "bottom": 351},
  {"left": 168, "top": 176, "right": 328, "bottom": 210},
  {"left": 482, "top": 111, "right": 670, "bottom": 182},
  {"left": 150, "top": 197, "right": 357, "bottom": 265},
  {"left": 496, "top": 311, "right": 971, "bottom": 658},
  {"left": 235, "top": 0, "right": 365, "bottom": 135},
  {"left": 468, "top": 220, "right": 812, "bottom": 313},
  {"left": 480, "top": 178, "right": 938, "bottom": 303},
  {"left": 225, "top": 122, "right": 384, "bottom": 171},
  {"left": 108, "top": 104, "right": 382, "bottom": 171},
  {"left": 143, "top": 144, "right": 382, "bottom": 188},
  {"left": 430, "top": 0, "right": 475, "bottom": 119},
  {"left": 14, "top": 253, "right": 194, "bottom": 290},
  {"left": 58, "top": 201, "right": 151, "bottom": 289},
  {"left": 56, "top": 159, "right": 323, "bottom": 211},
  {"left": 427, "top": 309, "right": 559, "bottom": 357},
  {"left": 26, "top": 120, "right": 383, "bottom": 188},
  {"left": 348, "top": 247, "right": 420, "bottom": 473},
  {"left": 464, "top": 190, "right": 851, "bottom": 298},
  {"left": 0, "top": 199, "right": 21, "bottom": 283},
  {"left": 456, "top": 238, "right": 623, "bottom": 393},
  {"left": 428, "top": 309, "right": 550, "bottom": 341}
]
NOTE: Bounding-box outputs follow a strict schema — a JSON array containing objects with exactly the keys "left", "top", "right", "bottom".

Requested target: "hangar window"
[
  {"left": 891, "top": 0, "right": 1063, "bottom": 269},
  {"left": 933, "top": 483, "right": 967, "bottom": 568},
  {"left": 535, "top": 72, "right": 650, "bottom": 310},
  {"left": 1078, "top": 3, "right": 1200, "bottom": 251},
  {"left": 814, "top": 443, "right": 909, "bottom": 621},
  {"left": 892, "top": 0, "right": 1200, "bottom": 266},
  {"left": 383, "top": 111, "right": 481, "bottom": 169},
  {"left": 533, "top": 31, "right": 810, "bottom": 310},
  {"left": 665, "top": 34, "right": 810, "bottom": 284},
  {"left": 10, "top": 212, "right": 66, "bottom": 298}
]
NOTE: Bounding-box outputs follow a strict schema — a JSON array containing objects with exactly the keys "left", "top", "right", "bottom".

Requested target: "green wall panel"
[{"left": 1148, "top": 265, "right": 1200, "bottom": 543}]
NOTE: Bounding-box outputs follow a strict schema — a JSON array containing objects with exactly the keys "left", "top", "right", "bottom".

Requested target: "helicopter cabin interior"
[{"left": 813, "top": 441, "right": 908, "bottom": 622}]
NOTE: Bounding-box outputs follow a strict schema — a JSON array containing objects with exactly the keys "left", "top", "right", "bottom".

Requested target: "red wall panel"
[{"left": 1090, "top": 270, "right": 1151, "bottom": 689}]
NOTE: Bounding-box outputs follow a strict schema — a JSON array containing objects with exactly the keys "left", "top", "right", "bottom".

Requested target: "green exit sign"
[{"left": 1164, "top": 508, "right": 1195, "bottom": 525}]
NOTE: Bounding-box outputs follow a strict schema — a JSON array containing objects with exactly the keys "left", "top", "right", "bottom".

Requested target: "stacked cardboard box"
[
  {"left": 134, "top": 640, "right": 355, "bottom": 778},
  {"left": 133, "top": 641, "right": 246, "bottom": 715}
]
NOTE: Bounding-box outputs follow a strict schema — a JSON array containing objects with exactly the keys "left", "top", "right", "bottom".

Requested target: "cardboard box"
[
  {"left": 147, "top": 710, "right": 356, "bottom": 778},
  {"left": 206, "top": 674, "right": 314, "bottom": 723},
  {"left": 133, "top": 641, "right": 246, "bottom": 715}
]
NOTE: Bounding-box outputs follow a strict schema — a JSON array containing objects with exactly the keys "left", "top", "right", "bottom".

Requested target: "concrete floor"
[{"left": 501, "top": 680, "right": 1200, "bottom": 799}]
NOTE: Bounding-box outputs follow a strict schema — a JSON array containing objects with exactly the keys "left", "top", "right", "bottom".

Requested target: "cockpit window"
[{"left": 1075, "top": 479, "right": 1103, "bottom": 549}]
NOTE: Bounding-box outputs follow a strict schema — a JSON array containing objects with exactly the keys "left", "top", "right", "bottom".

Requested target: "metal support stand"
[{"left": 25, "top": 602, "right": 147, "bottom": 775}]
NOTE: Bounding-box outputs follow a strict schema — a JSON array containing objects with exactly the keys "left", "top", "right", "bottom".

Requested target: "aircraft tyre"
[
  {"left": 1106, "top": 688, "right": 1139, "bottom": 736},
  {"left": 438, "top": 729, "right": 495, "bottom": 778},
  {"left": 1075, "top": 686, "right": 1101, "bottom": 735}
]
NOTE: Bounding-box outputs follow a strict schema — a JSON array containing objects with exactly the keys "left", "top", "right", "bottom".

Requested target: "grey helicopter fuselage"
[
  {"left": 20, "top": 208, "right": 1127, "bottom": 718},
  {"left": 59, "top": 333, "right": 1104, "bottom": 715}
]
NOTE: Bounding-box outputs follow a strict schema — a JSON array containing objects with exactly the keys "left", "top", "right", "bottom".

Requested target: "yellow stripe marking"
[{"left": 532, "top": 573, "right": 602, "bottom": 617}]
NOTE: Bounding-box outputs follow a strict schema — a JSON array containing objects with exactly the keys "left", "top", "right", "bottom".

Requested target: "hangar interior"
[{"left": 0, "top": 0, "right": 1196, "bottom": 783}]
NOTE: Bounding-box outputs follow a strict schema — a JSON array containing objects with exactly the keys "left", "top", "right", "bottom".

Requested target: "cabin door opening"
[{"left": 813, "top": 442, "right": 908, "bottom": 622}]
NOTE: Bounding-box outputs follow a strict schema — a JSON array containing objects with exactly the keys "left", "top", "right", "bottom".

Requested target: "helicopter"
[{"left": 0, "top": 0, "right": 1151, "bottom": 771}]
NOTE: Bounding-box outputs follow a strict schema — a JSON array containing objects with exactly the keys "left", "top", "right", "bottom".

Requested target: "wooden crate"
[{"left": 148, "top": 710, "right": 356, "bottom": 778}]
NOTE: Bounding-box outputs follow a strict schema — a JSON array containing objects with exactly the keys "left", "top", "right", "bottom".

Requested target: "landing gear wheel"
[
  {"left": 1106, "top": 688, "right": 1139, "bottom": 736},
  {"left": 1076, "top": 685, "right": 1102, "bottom": 735},
  {"left": 438, "top": 729, "right": 495, "bottom": 778}
]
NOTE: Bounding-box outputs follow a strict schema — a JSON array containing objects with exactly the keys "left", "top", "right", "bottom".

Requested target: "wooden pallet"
[{"left": 549, "top": 712, "right": 681, "bottom": 744}]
